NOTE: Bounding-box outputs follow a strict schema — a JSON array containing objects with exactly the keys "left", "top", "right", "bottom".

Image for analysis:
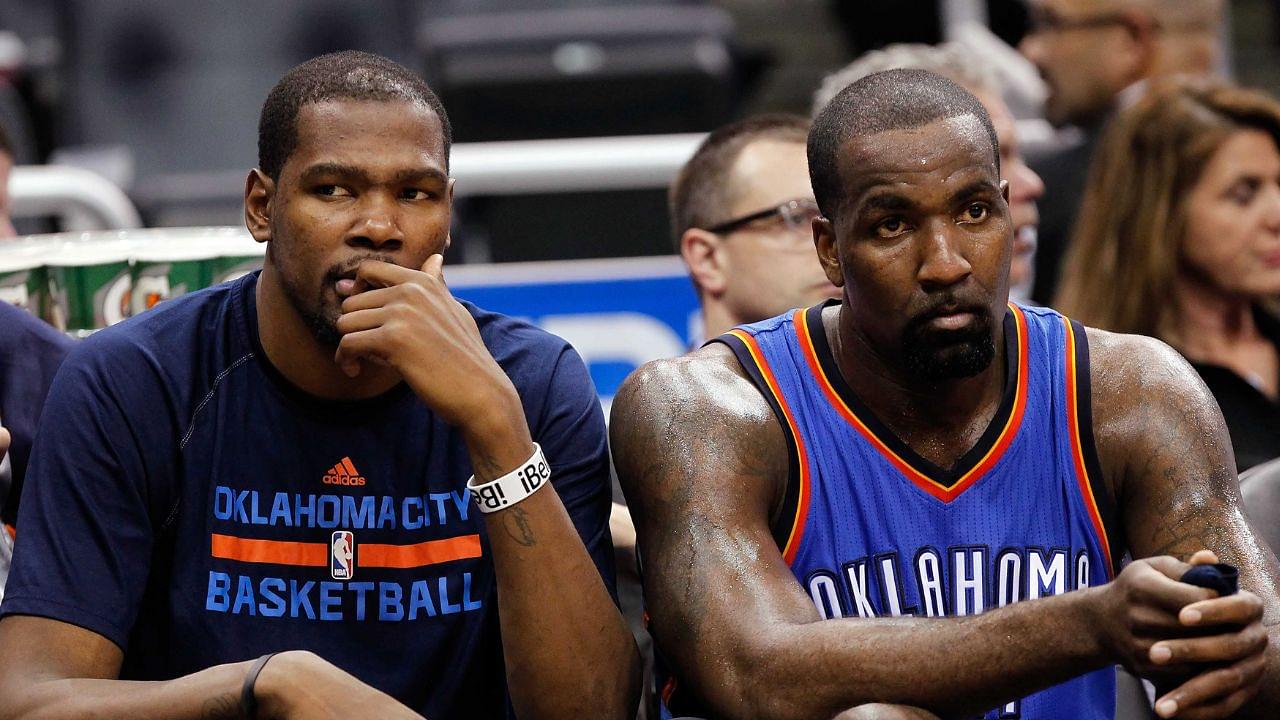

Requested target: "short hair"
[
  {"left": 669, "top": 113, "right": 810, "bottom": 245},
  {"left": 258, "top": 50, "right": 452, "bottom": 180},
  {"left": 807, "top": 68, "right": 1000, "bottom": 221},
  {"left": 812, "top": 42, "right": 1000, "bottom": 116}
]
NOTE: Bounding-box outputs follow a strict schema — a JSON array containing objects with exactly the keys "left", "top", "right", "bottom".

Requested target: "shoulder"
[
  {"left": 613, "top": 342, "right": 777, "bottom": 431},
  {"left": 1082, "top": 326, "right": 1230, "bottom": 484},
  {"left": 463, "top": 299, "right": 575, "bottom": 379},
  {"left": 0, "top": 302, "right": 73, "bottom": 360},
  {"left": 55, "top": 280, "right": 250, "bottom": 406},
  {"left": 1083, "top": 326, "right": 1217, "bottom": 414}
]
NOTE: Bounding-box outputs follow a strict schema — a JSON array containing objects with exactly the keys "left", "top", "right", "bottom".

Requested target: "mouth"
[{"left": 914, "top": 302, "right": 989, "bottom": 333}]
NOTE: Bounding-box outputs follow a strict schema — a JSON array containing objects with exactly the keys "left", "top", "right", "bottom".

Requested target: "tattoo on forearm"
[
  {"left": 503, "top": 506, "right": 537, "bottom": 547},
  {"left": 200, "top": 694, "right": 240, "bottom": 720}
]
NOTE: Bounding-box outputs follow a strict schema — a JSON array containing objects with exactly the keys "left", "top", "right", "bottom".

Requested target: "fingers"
[
  {"left": 1154, "top": 651, "right": 1266, "bottom": 718},
  {"left": 1149, "top": 620, "right": 1267, "bottom": 666},
  {"left": 420, "top": 253, "right": 444, "bottom": 278},
  {"left": 335, "top": 308, "right": 389, "bottom": 335},
  {"left": 1132, "top": 560, "right": 1218, "bottom": 613},
  {"left": 353, "top": 259, "right": 417, "bottom": 290},
  {"left": 1179, "top": 591, "right": 1264, "bottom": 628},
  {"left": 334, "top": 329, "right": 394, "bottom": 378},
  {"left": 1188, "top": 550, "right": 1219, "bottom": 566},
  {"left": 341, "top": 286, "right": 400, "bottom": 313}
]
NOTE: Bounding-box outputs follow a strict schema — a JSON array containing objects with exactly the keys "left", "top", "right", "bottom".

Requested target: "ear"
[
  {"left": 813, "top": 215, "right": 844, "bottom": 288},
  {"left": 1118, "top": 9, "right": 1158, "bottom": 77},
  {"left": 1000, "top": 179, "right": 1010, "bottom": 204},
  {"left": 245, "top": 169, "right": 275, "bottom": 244},
  {"left": 680, "top": 228, "right": 729, "bottom": 296}
]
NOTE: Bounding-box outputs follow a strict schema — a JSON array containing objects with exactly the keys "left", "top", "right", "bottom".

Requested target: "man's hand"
[
  {"left": 1095, "top": 552, "right": 1268, "bottom": 718},
  {"left": 334, "top": 255, "right": 523, "bottom": 431},
  {"left": 256, "top": 651, "right": 425, "bottom": 720}
]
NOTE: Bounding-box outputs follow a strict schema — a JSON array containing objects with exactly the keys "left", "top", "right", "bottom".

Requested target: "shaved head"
[{"left": 807, "top": 69, "right": 999, "bottom": 222}]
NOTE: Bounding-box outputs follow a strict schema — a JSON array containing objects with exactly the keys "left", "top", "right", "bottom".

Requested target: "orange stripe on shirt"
[
  {"left": 359, "top": 535, "right": 483, "bottom": 568},
  {"left": 729, "top": 320, "right": 813, "bottom": 566},
  {"left": 210, "top": 533, "right": 483, "bottom": 569},
  {"left": 211, "top": 534, "right": 327, "bottom": 566},
  {"left": 1061, "top": 318, "right": 1114, "bottom": 576}
]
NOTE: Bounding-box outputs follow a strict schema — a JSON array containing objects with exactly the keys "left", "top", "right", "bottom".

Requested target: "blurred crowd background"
[{"left": 0, "top": 0, "right": 1274, "bottom": 261}]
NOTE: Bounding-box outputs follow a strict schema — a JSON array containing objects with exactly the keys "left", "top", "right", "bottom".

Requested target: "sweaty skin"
[{"left": 612, "top": 115, "right": 1279, "bottom": 719}]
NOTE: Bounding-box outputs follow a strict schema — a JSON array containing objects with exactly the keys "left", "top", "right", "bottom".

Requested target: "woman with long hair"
[{"left": 1055, "top": 77, "right": 1280, "bottom": 471}]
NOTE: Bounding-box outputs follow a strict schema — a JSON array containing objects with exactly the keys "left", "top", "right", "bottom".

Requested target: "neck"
[
  {"left": 832, "top": 305, "right": 1007, "bottom": 432},
  {"left": 700, "top": 300, "right": 743, "bottom": 343},
  {"left": 1166, "top": 273, "right": 1261, "bottom": 362},
  {"left": 255, "top": 262, "right": 402, "bottom": 400}
]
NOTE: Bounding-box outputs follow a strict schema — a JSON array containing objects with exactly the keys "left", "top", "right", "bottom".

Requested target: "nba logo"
[{"left": 331, "top": 530, "right": 355, "bottom": 580}]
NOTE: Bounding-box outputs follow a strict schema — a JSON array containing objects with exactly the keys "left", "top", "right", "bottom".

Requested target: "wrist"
[
  {"left": 1073, "top": 586, "right": 1114, "bottom": 664},
  {"left": 252, "top": 650, "right": 312, "bottom": 719}
]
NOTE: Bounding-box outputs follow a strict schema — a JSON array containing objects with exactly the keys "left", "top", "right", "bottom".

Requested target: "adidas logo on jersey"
[{"left": 322, "top": 456, "right": 367, "bottom": 487}]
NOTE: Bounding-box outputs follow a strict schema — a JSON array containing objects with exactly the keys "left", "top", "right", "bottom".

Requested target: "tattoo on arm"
[
  {"left": 200, "top": 694, "right": 240, "bottom": 720},
  {"left": 503, "top": 506, "right": 537, "bottom": 547}
]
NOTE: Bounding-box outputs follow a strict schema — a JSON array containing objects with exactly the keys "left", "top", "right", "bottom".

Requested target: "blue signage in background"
[{"left": 448, "top": 256, "right": 701, "bottom": 410}]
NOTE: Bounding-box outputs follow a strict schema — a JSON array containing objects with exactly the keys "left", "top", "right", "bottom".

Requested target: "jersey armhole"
[
  {"left": 1070, "top": 320, "right": 1125, "bottom": 575},
  {"left": 710, "top": 333, "right": 803, "bottom": 553}
]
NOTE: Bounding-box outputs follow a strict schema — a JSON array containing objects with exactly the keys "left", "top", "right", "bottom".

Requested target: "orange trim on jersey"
[
  {"left": 796, "top": 304, "right": 1030, "bottom": 504},
  {"left": 1062, "top": 318, "right": 1115, "bottom": 577},
  {"left": 728, "top": 321, "right": 812, "bottom": 566},
  {"left": 210, "top": 533, "right": 483, "bottom": 568},
  {"left": 4, "top": 523, "right": 15, "bottom": 541},
  {"left": 358, "top": 535, "right": 483, "bottom": 568}
]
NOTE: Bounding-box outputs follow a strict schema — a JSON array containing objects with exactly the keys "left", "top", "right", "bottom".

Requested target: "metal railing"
[{"left": 10, "top": 164, "right": 142, "bottom": 231}]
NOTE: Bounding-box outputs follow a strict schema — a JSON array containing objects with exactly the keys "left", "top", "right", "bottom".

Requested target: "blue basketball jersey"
[{"left": 710, "top": 301, "right": 1123, "bottom": 719}]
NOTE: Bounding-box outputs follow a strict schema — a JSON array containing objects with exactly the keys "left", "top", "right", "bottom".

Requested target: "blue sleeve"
[
  {"left": 0, "top": 336, "right": 176, "bottom": 650},
  {"left": 529, "top": 344, "right": 617, "bottom": 600}
]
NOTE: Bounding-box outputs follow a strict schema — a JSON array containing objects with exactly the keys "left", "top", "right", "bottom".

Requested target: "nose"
[
  {"left": 1263, "top": 184, "right": 1280, "bottom": 233},
  {"left": 1019, "top": 34, "right": 1044, "bottom": 66},
  {"left": 348, "top": 193, "right": 404, "bottom": 251},
  {"left": 917, "top": 224, "right": 972, "bottom": 290},
  {"left": 1012, "top": 159, "right": 1045, "bottom": 202}
]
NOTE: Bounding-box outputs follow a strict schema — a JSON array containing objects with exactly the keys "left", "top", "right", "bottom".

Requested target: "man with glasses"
[
  {"left": 1019, "top": 0, "right": 1224, "bottom": 304},
  {"left": 669, "top": 114, "right": 840, "bottom": 342}
]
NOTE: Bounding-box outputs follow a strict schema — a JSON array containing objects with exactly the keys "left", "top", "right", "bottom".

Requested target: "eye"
[
  {"left": 960, "top": 203, "right": 989, "bottom": 223},
  {"left": 1227, "top": 179, "right": 1260, "bottom": 206},
  {"left": 400, "top": 188, "right": 434, "bottom": 201},
  {"left": 874, "top": 217, "right": 909, "bottom": 239},
  {"left": 315, "top": 185, "right": 351, "bottom": 198}
]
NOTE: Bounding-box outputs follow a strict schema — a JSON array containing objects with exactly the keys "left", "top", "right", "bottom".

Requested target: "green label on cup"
[
  {"left": 0, "top": 266, "right": 49, "bottom": 318},
  {"left": 49, "top": 261, "right": 132, "bottom": 331}
]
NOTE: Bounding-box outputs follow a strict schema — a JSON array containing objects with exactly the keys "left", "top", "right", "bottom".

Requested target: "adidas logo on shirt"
[{"left": 322, "top": 456, "right": 367, "bottom": 487}]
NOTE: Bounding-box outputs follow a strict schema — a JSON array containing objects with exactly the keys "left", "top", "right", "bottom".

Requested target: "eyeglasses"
[{"left": 706, "top": 198, "right": 822, "bottom": 236}]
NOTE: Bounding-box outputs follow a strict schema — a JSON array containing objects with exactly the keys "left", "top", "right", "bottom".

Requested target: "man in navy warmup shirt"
[{"left": 0, "top": 51, "right": 640, "bottom": 720}]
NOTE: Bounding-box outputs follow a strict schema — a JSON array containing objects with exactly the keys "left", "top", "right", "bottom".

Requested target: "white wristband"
[{"left": 467, "top": 443, "right": 550, "bottom": 514}]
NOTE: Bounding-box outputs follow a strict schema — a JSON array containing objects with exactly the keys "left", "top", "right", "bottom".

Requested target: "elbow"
[{"left": 693, "top": 635, "right": 817, "bottom": 720}]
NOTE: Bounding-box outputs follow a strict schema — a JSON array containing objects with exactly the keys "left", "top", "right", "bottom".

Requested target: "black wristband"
[
  {"left": 1180, "top": 563, "right": 1239, "bottom": 596},
  {"left": 240, "top": 652, "right": 279, "bottom": 719}
]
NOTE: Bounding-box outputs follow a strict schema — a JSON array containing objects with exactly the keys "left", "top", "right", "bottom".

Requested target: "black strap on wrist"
[{"left": 240, "top": 652, "right": 279, "bottom": 719}]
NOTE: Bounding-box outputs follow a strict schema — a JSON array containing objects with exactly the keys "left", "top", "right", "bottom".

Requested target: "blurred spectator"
[
  {"left": 814, "top": 43, "right": 1045, "bottom": 302},
  {"left": 669, "top": 114, "right": 838, "bottom": 341},
  {"left": 1055, "top": 78, "right": 1280, "bottom": 472},
  {"left": 0, "top": 300, "right": 74, "bottom": 530},
  {"left": 1020, "top": 0, "right": 1225, "bottom": 304},
  {"left": 0, "top": 123, "right": 16, "bottom": 238}
]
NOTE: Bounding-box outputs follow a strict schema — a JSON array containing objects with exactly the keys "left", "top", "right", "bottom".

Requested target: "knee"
[{"left": 832, "top": 704, "right": 940, "bottom": 720}]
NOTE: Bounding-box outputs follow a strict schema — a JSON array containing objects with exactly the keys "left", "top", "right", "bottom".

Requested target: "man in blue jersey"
[
  {"left": 612, "top": 69, "right": 1280, "bottom": 719},
  {"left": 0, "top": 51, "right": 639, "bottom": 719}
]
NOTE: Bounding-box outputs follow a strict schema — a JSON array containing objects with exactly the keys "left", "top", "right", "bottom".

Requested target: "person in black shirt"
[{"left": 1055, "top": 78, "right": 1280, "bottom": 472}]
